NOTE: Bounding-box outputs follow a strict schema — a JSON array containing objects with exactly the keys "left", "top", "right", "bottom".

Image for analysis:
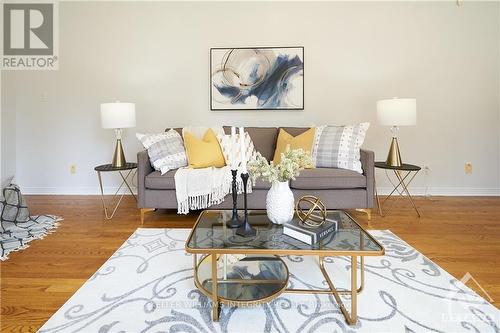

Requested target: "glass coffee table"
[{"left": 185, "top": 210, "right": 384, "bottom": 325}]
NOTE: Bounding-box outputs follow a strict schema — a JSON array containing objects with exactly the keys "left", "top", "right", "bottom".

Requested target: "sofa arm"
[
  {"left": 360, "top": 149, "right": 375, "bottom": 208},
  {"left": 137, "top": 150, "right": 153, "bottom": 208}
]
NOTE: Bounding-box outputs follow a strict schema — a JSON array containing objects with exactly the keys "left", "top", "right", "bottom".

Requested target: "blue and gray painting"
[{"left": 213, "top": 51, "right": 304, "bottom": 109}]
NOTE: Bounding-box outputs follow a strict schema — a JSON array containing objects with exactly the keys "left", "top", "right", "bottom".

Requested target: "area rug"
[
  {"left": 39, "top": 228, "right": 499, "bottom": 333},
  {"left": 1, "top": 183, "right": 62, "bottom": 261}
]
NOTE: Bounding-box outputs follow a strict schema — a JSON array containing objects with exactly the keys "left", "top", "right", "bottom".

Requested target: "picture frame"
[{"left": 210, "top": 47, "right": 304, "bottom": 111}]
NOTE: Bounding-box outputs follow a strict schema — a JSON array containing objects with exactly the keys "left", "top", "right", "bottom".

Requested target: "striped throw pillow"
[
  {"left": 136, "top": 129, "right": 187, "bottom": 175},
  {"left": 313, "top": 123, "right": 370, "bottom": 173}
]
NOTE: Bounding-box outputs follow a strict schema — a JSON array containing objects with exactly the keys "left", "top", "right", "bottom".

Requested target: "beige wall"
[
  {"left": 3, "top": 1, "right": 499, "bottom": 194},
  {"left": 1, "top": 71, "right": 16, "bottom": 186}
]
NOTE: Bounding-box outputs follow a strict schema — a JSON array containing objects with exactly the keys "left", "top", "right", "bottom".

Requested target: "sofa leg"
[
  {"left": 140, "top": 208, "right": 155, "bottom": 225},
  {"left": 356, "top": 208, "right": 372, "bottom": 221}
]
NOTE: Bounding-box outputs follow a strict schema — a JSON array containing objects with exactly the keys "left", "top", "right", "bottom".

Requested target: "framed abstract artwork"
[{"left": 210, "top": 47, "right": 304, "bottom": 111}]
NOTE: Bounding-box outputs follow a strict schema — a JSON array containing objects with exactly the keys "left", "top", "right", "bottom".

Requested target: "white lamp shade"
[
  {"left": 377, "top": 98, "right": 417, "bottom": 126},
  {"left": 100, "top": 102, "right": 136, "bottom": 129}
]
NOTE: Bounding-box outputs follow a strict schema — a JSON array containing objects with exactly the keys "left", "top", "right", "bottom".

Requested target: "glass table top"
[{"left": 186, "top": 210, "right": 384, "bottom": 255}]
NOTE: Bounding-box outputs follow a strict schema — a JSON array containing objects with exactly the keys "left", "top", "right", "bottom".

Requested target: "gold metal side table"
[
  {"left": 94, "top": 163, "right": 137, "bottom": 220},
  {"left": 375, "top": 162, "right": 421, "bottom": 217}
]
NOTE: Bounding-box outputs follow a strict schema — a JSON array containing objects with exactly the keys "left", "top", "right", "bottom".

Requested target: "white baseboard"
[
  {"left": 22, "top": 186, "right": 138, "bottom": 195},
  {"left": 22, "top": 186, "right": 500, "bottom": 196},
  {"left": 376, "top": 187, "right": 500, "bottom": 196}
]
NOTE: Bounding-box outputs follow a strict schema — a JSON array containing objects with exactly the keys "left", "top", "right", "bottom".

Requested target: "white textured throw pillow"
[
  {"left": 314, "top": 123, "right": 370, "bottom": 173},
  {"left": 136, "top": 129, "right": 187, "bottom": 175},
  {"left": 217, "top": 132, "right": 257, "bottom": 168}
]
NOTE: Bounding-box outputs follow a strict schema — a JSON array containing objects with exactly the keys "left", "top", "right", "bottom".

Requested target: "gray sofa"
[{"left": 137, "top": 127, "right": 375, "bottom": 223}]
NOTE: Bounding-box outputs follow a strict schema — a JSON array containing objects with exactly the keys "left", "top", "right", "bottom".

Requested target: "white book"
[{"left": 283, "top": 216, "right": 338, "bottom": 245}]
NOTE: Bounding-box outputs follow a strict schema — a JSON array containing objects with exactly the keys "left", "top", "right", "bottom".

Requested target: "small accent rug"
[
  {"left": 1, "top": 184, "right": 62, "bottom": 261},
  {"left": 39, "top": 228, "right": 499, "bottom": 333}
]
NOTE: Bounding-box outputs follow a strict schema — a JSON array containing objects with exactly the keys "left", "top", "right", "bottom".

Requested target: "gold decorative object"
[{"left": 295, "top": 195, "right": 327, "bottom": 228}]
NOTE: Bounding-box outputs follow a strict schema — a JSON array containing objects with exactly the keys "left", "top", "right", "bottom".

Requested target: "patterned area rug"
[
  {"left": 39, "top": 228, "right": 499, "bottom": 333},
  {"left": 1, "top": 184, "right": 62, "bottom": 260}
]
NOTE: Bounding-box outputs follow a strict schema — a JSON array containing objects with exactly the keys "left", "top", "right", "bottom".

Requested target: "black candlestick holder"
[
  {"left": 236, "top": 172, "right": 256, "bottom": 237},
  {"left": 226, "top": 169, "right": 241, "bottom": 228}
]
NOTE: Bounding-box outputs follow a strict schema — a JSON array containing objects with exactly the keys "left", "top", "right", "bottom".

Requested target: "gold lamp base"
[
  {"left": 385, "top": 137, "right": 402, "bottom": 167},
  {"left": 112, "top": 139, "right": 127, "bottom": 168}
]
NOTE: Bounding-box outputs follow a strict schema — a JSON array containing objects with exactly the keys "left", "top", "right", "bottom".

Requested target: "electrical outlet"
[
  {"left": 70, "top": 165, "right": 77, "bottom": 174},
  {"left": 465, "top": 162, "right": 472, "bottom": 174},
  {"left": 423, "top": 165, "right": 431, "bottom": 175}
]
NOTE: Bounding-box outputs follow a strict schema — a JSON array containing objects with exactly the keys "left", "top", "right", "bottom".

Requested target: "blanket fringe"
[
  {"left": 0, "top": 217, "right": 62, "bottom": 261},
  {"left": 177, "top": 171, "right": 252, "bottom": 215}
]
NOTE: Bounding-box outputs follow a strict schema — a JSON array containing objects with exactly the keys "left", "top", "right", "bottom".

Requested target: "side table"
[
  {"left": 374, "top": 162, "right": 421, "bottom": 217},
  {"left": 94, "top": 163, "right": 137, "bottom": 220}
]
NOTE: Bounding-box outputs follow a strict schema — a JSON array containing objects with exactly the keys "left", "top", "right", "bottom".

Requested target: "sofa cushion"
[
  {"left": 146, "top": 169, "right": 272, "bottom": 191},
  {"left": 184, "top": 128, "right": 226, "bottom": 168},
  {"left": 273, "top": 128, "right": 315, "bottom": 164},
  {"left": 290, "top": 168, "right": 366, "bottom": 190},
  {"left": 253, "top": 178, "right": 272, "bottom": 190},
  {"left": 280, "top": 127, "right": 310, "bottom": 136},
  {"left": 145, "top": 170, "right": 176, "bottom": 190},
  {"left": 146, "top": 168, "right": 366, "bottom": 190},
  {"left": 224, "top": 126, "right": 278, "bottom": 161}
]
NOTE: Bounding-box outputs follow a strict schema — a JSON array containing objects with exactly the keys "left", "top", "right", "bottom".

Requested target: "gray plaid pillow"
[
  {"left": 314, "top": 123, "right": 370, "bottom": 173},
  {"left": 137, "top": 130, "right": 187, "bottom": 174}
]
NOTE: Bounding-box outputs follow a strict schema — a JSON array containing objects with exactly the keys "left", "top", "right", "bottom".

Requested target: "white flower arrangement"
[{"left": 248, "top": 147, "right": 313, "bottom": 184}]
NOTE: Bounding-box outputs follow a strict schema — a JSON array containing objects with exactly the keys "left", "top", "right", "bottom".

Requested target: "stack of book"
[{"left": 283, "top": 216, "right": 338, "bottom": 245}]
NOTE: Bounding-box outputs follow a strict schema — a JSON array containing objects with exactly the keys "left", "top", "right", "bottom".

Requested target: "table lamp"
[
  {"left": 100, "top": 102, "right": 136, "bottom": 168},
  {"left": 376, "top": 98, "right": 416, "bottom": 167}
]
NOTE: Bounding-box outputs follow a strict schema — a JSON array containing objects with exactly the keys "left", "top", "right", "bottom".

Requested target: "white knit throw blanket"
[
  {"left": 174, "top": 126, "right": 252, "bottom": 214},
  {"left": 174, "top": 166, "right": 252, "bottom": 214}
]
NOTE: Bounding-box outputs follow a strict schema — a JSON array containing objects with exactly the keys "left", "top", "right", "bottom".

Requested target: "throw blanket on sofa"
[
  {"left": 174, "top": 125, "right": 253, "bottom": 214},
  {"left": 174, "top": 166, "right": 252, "bottom": 214}
]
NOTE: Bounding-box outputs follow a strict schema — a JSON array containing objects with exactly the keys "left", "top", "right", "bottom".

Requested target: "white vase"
[{"left": 266, "top": 181, "right": 295, "bottom": 225}]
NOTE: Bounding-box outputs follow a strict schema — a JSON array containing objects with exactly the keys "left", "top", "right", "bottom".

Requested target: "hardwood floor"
[{"left": 1, "top": 195, "right": 499, "bottom": 332}]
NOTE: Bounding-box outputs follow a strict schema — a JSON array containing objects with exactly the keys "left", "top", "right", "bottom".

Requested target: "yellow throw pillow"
[
  {"left": 273, "top": 128, "right": 315, "bottom": 165},
  {"left": 184, "top": 128, "right": 226, "bottom": 168}
]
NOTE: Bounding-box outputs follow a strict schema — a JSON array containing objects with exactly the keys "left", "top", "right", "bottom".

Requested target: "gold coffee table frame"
[{"left": 185, "top": 210, "right": 385, "bottom": 326}]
